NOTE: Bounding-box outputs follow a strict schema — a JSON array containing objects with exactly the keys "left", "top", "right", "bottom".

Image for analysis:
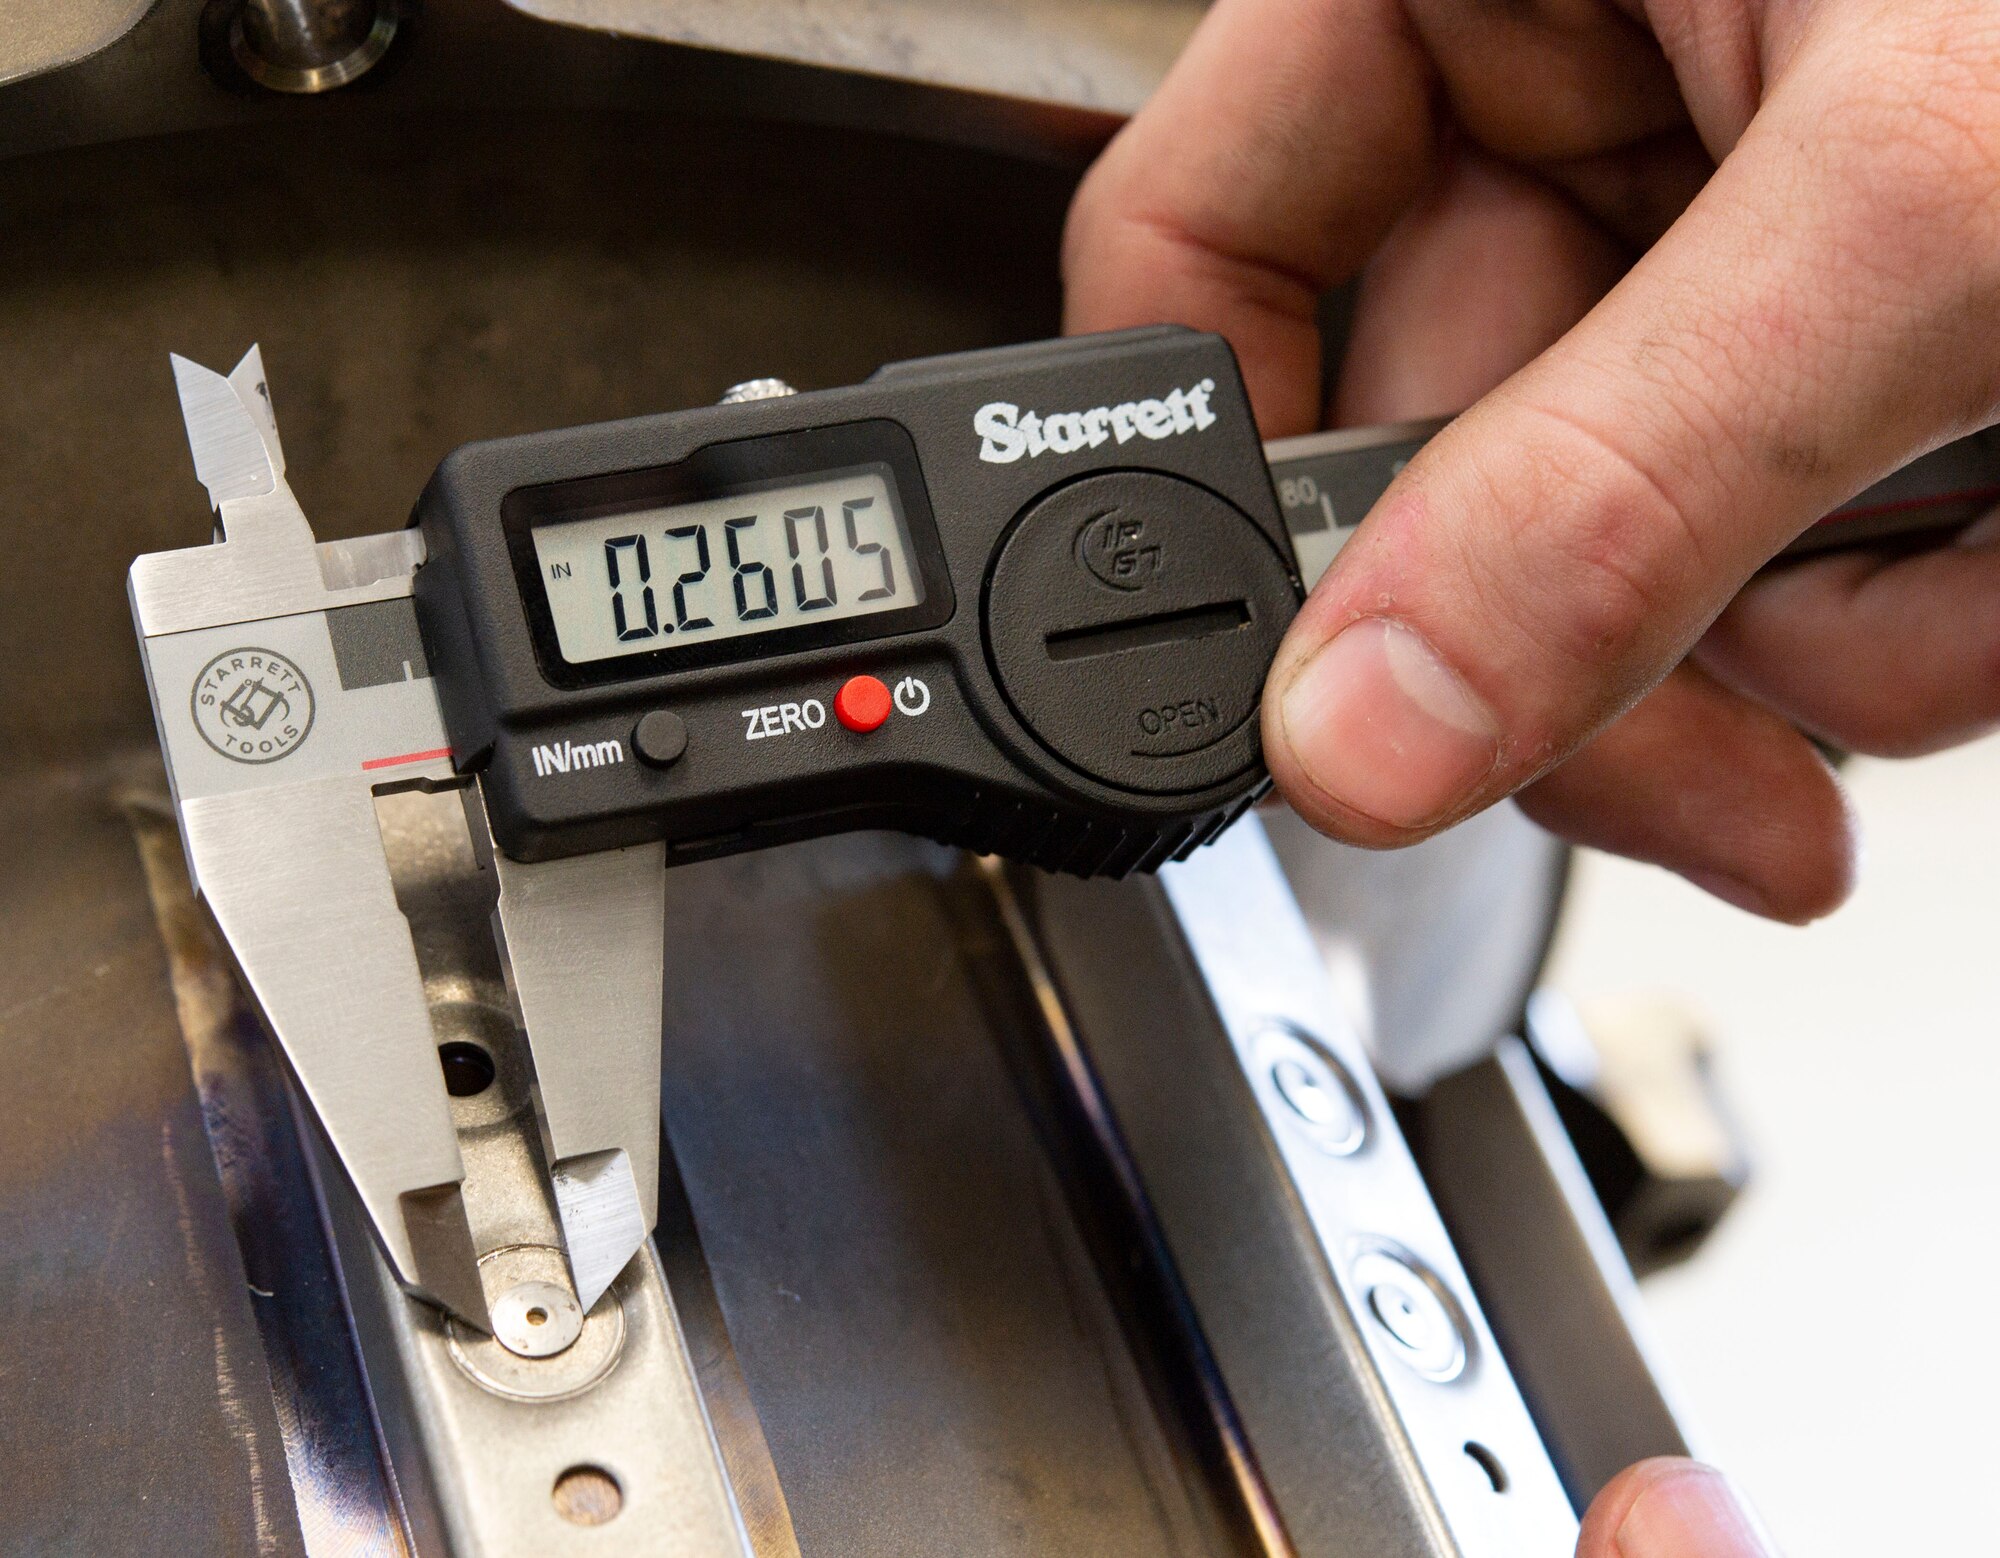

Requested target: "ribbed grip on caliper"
[{"left": 934, "top": 782, "right": 1270, "bottom": 879}]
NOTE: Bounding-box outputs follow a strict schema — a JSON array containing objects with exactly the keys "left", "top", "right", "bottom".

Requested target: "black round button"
[
  {"left": 632, "top": 709, "right": 688, "bottom": 768},
  {"left": 983, "top": 472, "right": 1297, "bottom": 795}
]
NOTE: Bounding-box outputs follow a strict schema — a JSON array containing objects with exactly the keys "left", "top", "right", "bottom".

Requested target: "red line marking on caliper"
[
  {"left": 361, "top": 747, "right": 453, "bottom": 771},
  {"left": 1815, "top": 485, "right": 2000, "bottom": 525}
]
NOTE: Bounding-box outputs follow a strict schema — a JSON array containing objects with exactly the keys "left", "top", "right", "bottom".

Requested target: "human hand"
[
  {"left": 1064, "top": 0, "right": 2000, "bottom": 920},
  {"left": 1579, "top": 1459, "right": 1776, "bottom": 1557}
]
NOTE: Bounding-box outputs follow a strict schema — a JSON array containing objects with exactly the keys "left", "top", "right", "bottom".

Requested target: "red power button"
[{"left": 834, "top": 675, "right": 893, "bottom": 732}]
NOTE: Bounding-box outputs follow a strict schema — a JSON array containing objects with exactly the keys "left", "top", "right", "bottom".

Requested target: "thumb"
[
  {"left": 1578, "top": 1459, "right": 1777, "bottom": 1558},
  {"left": 1262, "top": 16, "right": 2000, "bottom": 842}
]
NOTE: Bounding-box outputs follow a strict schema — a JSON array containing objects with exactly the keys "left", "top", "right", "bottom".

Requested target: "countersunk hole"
[
  {"left": 526, "top": 1307, "right": 548, "bottom": 1327},
  {"left": 552, "top": 1465, "right": 622, "bottom": 1526},
  {"left": 437, "top": 1040, "right": 496, "bottom": 1097},
  {"left": 1465, "top": 1441, "right": 1508, "bottom": 1493}
]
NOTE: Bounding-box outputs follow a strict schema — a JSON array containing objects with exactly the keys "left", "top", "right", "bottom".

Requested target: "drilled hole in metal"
[
  {"left": 438, "top": 1040, "right": 496, "bottom": 1097},
  {"left": 552, "top": 1465, "right": 622, "bottom": 1525},
  {"left": 1465, "top": 1441, "right": 1508, "bottom": 1494}
]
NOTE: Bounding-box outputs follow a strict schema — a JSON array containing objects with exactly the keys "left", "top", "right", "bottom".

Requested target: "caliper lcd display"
[
  {"left": 531, "top": 463, "right": 923, "bottom": 665},
  {"left": 500, "top": 420, "right": 955, "bottom": 687}
]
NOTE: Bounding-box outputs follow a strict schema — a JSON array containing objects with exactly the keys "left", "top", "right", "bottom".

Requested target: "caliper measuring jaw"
[{"left": 129, "top": 348, "right": 664, "bottom": 1329}]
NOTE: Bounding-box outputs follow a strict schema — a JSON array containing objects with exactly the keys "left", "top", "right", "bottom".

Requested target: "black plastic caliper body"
[{"left": 413, "top": 327, "right": 1300, "bottom": 875}]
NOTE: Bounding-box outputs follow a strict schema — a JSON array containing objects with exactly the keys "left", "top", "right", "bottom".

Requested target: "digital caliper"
[
  {"left": 131, "top": 329, "right": 2000, "bottom": 1330},
  {"left": 414, "top": 329, "right": 1299, "bottom": 874}
]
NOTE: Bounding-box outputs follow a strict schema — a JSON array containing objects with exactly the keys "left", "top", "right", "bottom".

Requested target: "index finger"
[{"left": 1061, "top": 0, "right": 1438, "bottom": 436}]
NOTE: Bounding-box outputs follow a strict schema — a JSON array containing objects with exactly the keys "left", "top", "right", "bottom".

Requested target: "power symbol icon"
[{"left": 893, "top": 676, "right": 931, "bottom": 717}]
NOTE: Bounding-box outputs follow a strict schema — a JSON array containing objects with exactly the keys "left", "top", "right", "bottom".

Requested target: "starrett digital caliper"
[{"left": 131, "top": 328, "right": 2000, "bottom": 1330}]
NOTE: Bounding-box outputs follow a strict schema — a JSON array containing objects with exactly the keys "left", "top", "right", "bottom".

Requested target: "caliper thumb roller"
[{"left": 412, "top": 328, "right": 1302, "bottom": 878}]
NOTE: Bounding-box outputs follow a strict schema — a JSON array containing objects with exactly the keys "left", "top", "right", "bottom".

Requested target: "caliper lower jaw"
[
  {"left": 473, "top": 788, "right": 666, "bottom": 1315},
  {"left": 547, "top": 1148, "right": 651, "bottom": 1316}
]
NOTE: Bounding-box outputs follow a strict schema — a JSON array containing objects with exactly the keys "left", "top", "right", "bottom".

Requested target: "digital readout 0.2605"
[{"left": 529, "top": 463, "right": 924, "bottom": 666}]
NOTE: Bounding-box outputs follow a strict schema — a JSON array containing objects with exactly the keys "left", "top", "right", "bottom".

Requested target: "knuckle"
[
  {"left": 1808, "top": 21, "right": 2000, "bottom": 280},
  {"left": 1761, "top": 18, "right": 2000, "bottom": 434},
  {"left": 1481, "top": 403, "right": 1710, "bottom": 685}
]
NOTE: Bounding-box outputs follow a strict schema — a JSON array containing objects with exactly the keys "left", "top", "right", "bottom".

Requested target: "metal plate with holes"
[
  {"left": 1154, "top": 823, "right": 1573, "bottom": 1548},
  {"left": 1021, "top": 821, "right": 1580, "bottom": 1555}
]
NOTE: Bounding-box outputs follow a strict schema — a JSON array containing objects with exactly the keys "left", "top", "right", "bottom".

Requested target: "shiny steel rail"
[{"left": 1265, "top": 418, "right": 2000, "bottom": 588}]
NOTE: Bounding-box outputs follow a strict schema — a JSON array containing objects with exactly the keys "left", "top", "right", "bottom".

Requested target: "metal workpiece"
[
  {"left": 1407, "top": 1040, "right": 1699, "bottom": 1508},
  {"left": 109, "top": 775, "right": 750, "bottom": 1557},
  {"left": 650, "top": 834, "right": 1242, "bottom": 1557},
  {"left": 1, "top": 761, "right": 319, "bottom": 1558},
  {"left": 1019, "top": 820, "right": 1578, "bottom": 1555},
  {"left": 961, "top": 858, "right": 1297, "bottom": 1557},
  {"left": 1159, "top": 823, "right": 1576, "bottom": 1549},
  {"left": 476, "top": 798, "right": 666, "bottom": 1314}
]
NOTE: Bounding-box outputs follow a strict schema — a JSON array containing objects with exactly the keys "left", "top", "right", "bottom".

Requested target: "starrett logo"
[
  {"left": 191, "top": 648, "right": 315, "bottom": 764},
  {"left": 974, "top": 379, "right": 1219, "bottom": 464}
]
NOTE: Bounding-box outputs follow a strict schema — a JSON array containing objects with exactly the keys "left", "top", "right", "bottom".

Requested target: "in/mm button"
[
  {"left": 633, "top": 710, "right": 688, "bottom": 767},
  {"left": 834, "top": 675, "right": 893, "bottom": 733}
]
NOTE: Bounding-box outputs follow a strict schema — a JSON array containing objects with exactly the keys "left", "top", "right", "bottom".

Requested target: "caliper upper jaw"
[
  {"left": 132, "top": 348, "right": 490, "bottom": 1332},
  {"left": 184, "top": 780, "right": 488, "bottom": 1329},
  {"left": 473, "top": 787, "right": 666, "bottom": 1314}
]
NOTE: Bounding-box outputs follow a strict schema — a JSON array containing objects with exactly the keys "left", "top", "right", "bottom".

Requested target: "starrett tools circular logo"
[{"left": 190, "top": 648, "right": 316, "bottom": 763}]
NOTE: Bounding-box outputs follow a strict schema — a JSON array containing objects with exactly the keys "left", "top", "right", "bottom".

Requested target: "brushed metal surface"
[
  {"left": 652, "top": 834, "right": 1231, "bottom": 1557},
  {"left": 128, "top": 785, "right": 422, "bottom": 1556},
  {"left": 484, "top": 815, "right": 667, "bottom": 1313},
  {"left": 0, "top": 757, "right": 311, "bottom": 1557},
  {"left": 1159, "top": 821, "right": 1577, "bottom": 1551}
]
